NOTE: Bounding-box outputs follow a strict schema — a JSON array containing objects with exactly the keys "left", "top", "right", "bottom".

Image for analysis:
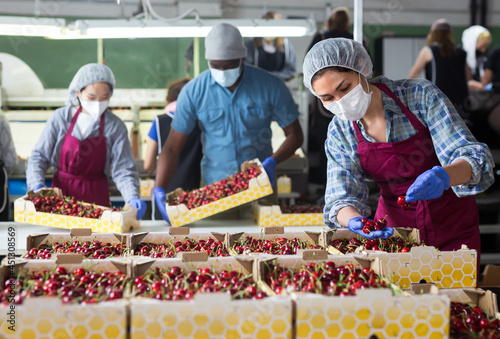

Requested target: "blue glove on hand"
[
  {"left": 347, "top": 216, "right": 394, "bottom": 239},
  {"left": 32, "top": 184, "right": 44, "bottom": 192},
  {"left": 262, "top": 157, "right": 276, "bottom": 187},
  {"left": 406, "top": 166, "right": 450, "bottom": 203},
  {"left": 128, "top": 198, "right": 147, "bottom": 220},
  {"left": 153, "top": 187, "right": 170, "bottom": 225}
]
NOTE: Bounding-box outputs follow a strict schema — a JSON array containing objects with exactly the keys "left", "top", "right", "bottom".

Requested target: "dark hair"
[
  {"left": 427, "top": 30, "right": 456, "bottom": 58},
  {"left": 327, "top": 9, "right": 350, "bottom": 32},
  {"left": 166, "top": 77, "right": 191, "bottom": 104},
  {"left": 311, "top": 66, "right": 353, "bottom": 84},
  {"left": 80, "top": 82, "right": 112, "bottom": 93}
]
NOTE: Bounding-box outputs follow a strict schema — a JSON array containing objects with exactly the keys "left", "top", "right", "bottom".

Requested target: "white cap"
[
  {"left": 205, "top": 23, "right": 247, "bottom": 61},
  {"left": 66, "top": 63, "right": 115, "bottom": 106}
]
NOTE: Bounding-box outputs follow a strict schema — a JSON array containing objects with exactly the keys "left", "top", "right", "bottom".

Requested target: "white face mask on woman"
[
  {"left": 323, "top": 73, "right": 372, "bottom": 121},
  {"left": 80, "top": 100, "right": 109, "bottom": 121}
]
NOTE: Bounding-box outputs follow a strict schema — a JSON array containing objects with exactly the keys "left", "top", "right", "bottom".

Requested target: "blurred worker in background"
[
  {"left": 245, "top": 11, "right": 297, "bottom": 82},
  {"left": 153, "top": 23, "right": 303, "bottom": 225},
  {"left": 144, "top": 77, "right": 202, "bottom": 221},
  {"left": 408, "top": 19, "right": 468, "bottom": 115},
  {"left": 26, "top": 63, "right": 147, "bottom": 219},
  {"left": 0, "top": 110, "right": 18, "bottom": 221},
  {"left": 462, "top": 25, "right": 492, "bottom": 90}
]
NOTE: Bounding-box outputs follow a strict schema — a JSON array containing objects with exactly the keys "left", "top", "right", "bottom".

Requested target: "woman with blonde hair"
[
  {"left": 408, "top": 19, "right": 468, "bottom": 110},
  {"left": 245, "top": 11, "right": 297, "bottom": 81},
  {"left": 462, "top": 25, "right": 492, "bottom": 90}
]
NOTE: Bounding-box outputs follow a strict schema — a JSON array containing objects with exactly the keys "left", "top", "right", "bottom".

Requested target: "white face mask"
[
  {"left": 80, "top": 100, "right": 109, "bottom": 121},
  {"left": 323, "top": 73, "right": 372, "bottom": 121},
  {"left": 209, "top": 60, "right": 242, "bottom": 88}
]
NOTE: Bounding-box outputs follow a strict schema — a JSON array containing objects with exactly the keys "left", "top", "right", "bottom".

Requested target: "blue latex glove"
[
  {"left": 32, "top": 184, "right": 44, "bottom": 192},
  {"left": 128, "top": 198, "right": 147, "bottom": 220},
  {"left": 262, "top": 157, "right": 276, "bottom": 187},
  {"left": 153, "top": 187, "right": 171, "bottom": 225},
  {"left": 405, "top": 166, "right": 450, "bottom": 203},
  {"left": 347, "top": 216, "right": 394, "bottom": 239}
]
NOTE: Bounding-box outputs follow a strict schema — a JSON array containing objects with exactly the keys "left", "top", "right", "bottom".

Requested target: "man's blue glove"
[
  {"left": 32, "top": 184, "right": 44, "bottom": 192},
  {"left": 153, "top": 187, "right": 170, "bottom": 225},
  {"left": 128, "top": 198, "right": 147, "bottom": 220},
  {"left": 406, "top": 166, "right": 450, "bottom": 203},
  {"left": 347, "top": 216, "right": 394, "bottom": 239},
  {"left": 262, "top": 157, "right": 276, "bottom": 187}
]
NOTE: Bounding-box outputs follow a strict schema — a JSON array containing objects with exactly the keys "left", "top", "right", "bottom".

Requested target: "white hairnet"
[
  {"left": 66, "top": 63, "right": 115, "bottom": 106},
  {"left": 303, "top": 38, "right": 372, "bottom": 96},
  {"left": 205, "top": 23, "right": 247, "bottom": 61},
  {"left": 461, "top": 25, "right": 488, "bottom": 72}
]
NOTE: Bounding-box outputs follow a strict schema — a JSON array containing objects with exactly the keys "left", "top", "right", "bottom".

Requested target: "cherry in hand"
[
  {"left": 397, "top": 196, "right": 411, "bottom": 210},
  {"left": 361, "top": 217, "right": 387, "bottom": 234}
]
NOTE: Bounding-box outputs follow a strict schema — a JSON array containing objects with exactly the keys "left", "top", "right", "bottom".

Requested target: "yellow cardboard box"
[
  {"left": 252, "top": 202, "right": 324, "bottom": 227},
  {"left": 0, "top": 257, "right": 129, "bottom": 339},
  {"left": 129, "top": 256, "right": 293, "bottom": 339},
  {"left": 14, "top": 188, "right": 140, "bottom": 233},
  {"left": 139, "top": 179, "right": 155, "bottom": 198},
  {"left": 165, "top": 159, "right": 273, "bottom": 227},
  {"left": 277, "top": 175, "right": 291, "bottom": 194}
]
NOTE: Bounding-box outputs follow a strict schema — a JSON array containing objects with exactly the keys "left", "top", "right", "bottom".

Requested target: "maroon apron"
[
  {"left": 353, "top": 83, "right": 480, "bottom": 259},
  {"left": 52, "top": 107, "right": 111, "bottom": 207}
]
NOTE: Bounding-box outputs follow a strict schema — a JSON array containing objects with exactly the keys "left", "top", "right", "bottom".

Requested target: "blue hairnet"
[
  {"left": 66, "top": 63, "right": 115, "bottom": 106},
  {"left": 303, "top": 38, "right": 372, "bottom": 96}
]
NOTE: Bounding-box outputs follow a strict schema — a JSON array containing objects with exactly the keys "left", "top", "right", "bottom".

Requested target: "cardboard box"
[
  {"left": 139, "top": 179, "right": 155, "bottom": 198},
  {"left": 252, "top": 202, "right": 325, "bottom": 227},
  {"left": 227, "top": 227, "right": 327, "bottom": 255},
  {"left": 165, "top": 158, "right": 273, "bottom": 227},
  {"left": 24, "top": 228, "right": 129, "bottom": 259},
  {"left": 277, "top": 175, "right": 291, "bottom": 194},
  {"left": 129, "top": 256, "right": 293, "bottom": 339},
  {"left": 255, "top": 253, "right": 449, "bottom": 339},
  {"left": 129, "top": 227, "right": 227, "bottom": 256},
  {"left": 0, "top": 257, "right": 129, "bottom": 339},
  {"left": 14, "top": 188, "right": 140, "bottom": 233}
]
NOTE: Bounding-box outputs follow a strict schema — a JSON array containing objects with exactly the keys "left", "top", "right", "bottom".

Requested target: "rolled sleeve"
[
  {"left": 107, "top": 119, "right": 140, "bottom": 202},
  {"left": 423, "top": 85, "right": 495, "bottom": 196},
  {"left": 324, "top": 122, "right": 371, "bottom": 228}
]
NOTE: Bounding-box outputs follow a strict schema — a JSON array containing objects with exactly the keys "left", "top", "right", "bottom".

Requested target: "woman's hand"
[{"left": 406, "top": 166, "right": 450, "bottom": 202}]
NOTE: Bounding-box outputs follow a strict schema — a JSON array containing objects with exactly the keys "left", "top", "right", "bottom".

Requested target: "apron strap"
[
  {"left": 98, "top": 112, "right": 105, "bottom": 137},
  {"left": 352, "top": 82, "right": 427, "bottom": 143},
  {"left": 68, "top": 106, "right": 82, "bottom": 135}
]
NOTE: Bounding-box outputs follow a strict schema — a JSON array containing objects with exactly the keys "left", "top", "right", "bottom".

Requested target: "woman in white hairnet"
[
  {"left": 303, "top": 38, "right": 493, "bottom": 260},
  {"left": 27, "top": 63, "right": 147, "bottom": 219}
]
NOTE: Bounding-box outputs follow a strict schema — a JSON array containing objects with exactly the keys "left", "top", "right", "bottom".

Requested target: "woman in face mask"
[
  {"left": 303, "top": 38, "right": 494, "bottom": 262},
  {"left": 26, "top": 63, "right": 147, "bottom": 219}
]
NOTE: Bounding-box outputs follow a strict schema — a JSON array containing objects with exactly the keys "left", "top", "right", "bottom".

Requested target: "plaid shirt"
[{"left": 324, "top": 76, "right": 495, "bottom": 228}]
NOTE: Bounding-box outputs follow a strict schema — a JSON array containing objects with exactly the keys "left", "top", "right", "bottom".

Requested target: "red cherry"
[{"left": 397, "top": 196, "right": 406, "bottom": 205}]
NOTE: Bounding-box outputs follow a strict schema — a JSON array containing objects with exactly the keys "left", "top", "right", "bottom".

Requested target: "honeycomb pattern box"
[
  {"left": 294, "top": 289, "right": 450, "bottom": 339},
  {"left": 129, "top": 255, "right": 293, "bottom": 339},
  {"left": 165, "top": 158, "right": 273, "bottom": 227},
  {"left": 0, "top": 257, "right": 129, "bottom": 339},
  {"left": 252, "top": 202, "right": 324, "bottom": 227},
  {"left": 24, "top": 228, "right": 129, "bottom": 259},
  {"left": 14, "top": 188, "right": 140, "bottom": 233},
  {"left": 129, "top": 227, "right": 227, "bottom": 256},
  {"left": 139, "top": 179, "right": 155, "bottom": 198},
  {"left": 277, "top": 176, "right": 291, "bottom": 194}
]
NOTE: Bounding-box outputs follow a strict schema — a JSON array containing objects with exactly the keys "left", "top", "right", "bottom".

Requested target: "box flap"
[
  {"left": 112, "top": 233, "right": 128, "bottom": 244},
  {"left": 210, "top": 232, "right": 226, "bottom": 243},
  {"left": 132, "top": 258, "right": 156, "bottom": 278},
  {"left": 0, "top": 260, "right": 28, "bottom": 288},
  {"left": 70, "top": 228, "right": 92, "bottom": 237},
  {"left": 55, "top": 253, "right": 83, "bottom": 264},
  {"left": 26, "top": 233, "right": 50, "bottom": 251},
  {"left": 297, "top": 249, "right": 328, "bottom": 260},
  {"left": 169, "top": 227, "right": 190, "bottom": 235},
  {"left": 462, "top": 288, "right": 498, "bottom": 317},
  {"left": 235, "top": 256, "right": 257, "bottom": 278},
  {"left": 264, "top": 226, "right": 284, "bottom": 235},
  {"left": 480, "top": 265, "right": 500, "bottom": 286},
  {"left": 129, "top": 232, "right": 150, "bottom": 249},
  {"left": 393, "top": 227, "right": 421, "bottom": 244},
  {"left": 227, "top": 232, "right": 245, "bottom": 248},
  {"left": 303, "top": 231, "right": 321, "bottom": 244},
  {"left": 408, "top": 283, "right": 439, "bottom": 295},
  {"left": 318, "top": 229, "right": 333, "bottom": 247},
  {"left": 110, "top": 259, "right": 129, "bottom": 276},
  {"left": 180, "top": 251, "right": 208, "bottom": 262}
]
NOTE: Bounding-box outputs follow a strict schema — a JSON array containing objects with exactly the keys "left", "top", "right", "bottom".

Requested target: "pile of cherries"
[
  {"left": 450, "top": 301, "right": 500, "bottom": 339},
  {"left": 132, "top": 266, "right": 266, "bottom": 300},
  {"left": 265, "top": 261, "right": 391, "bottom": 296},
  {"left": 24, "top": 240, "right": 126, "bottom": 259},
  {"left": 397, "top": 195, "right": 411, "bottom": 210},
  {"left": 135, "top": 237, "right": 229, "bottom": 258},
  {"left": 231, "top": 236, "right": 322, "bottom": 255},
  {"left": 360, "top": 217, "right": 388, "bottom": 234},
  {"left": 25, "top": 193, "right": 120, "bottom": 219},
  {"left": 168, "top": 164, "right": 261, "bottom": 210},
  {"left": 281, "top": 204, "right": 323, "bottom": 214},
  {"left": 0, "top": 267, "right": 129, "bottom": 305},
  {"left": 329, "top": 236, "right": 419, "bottom": 254}
]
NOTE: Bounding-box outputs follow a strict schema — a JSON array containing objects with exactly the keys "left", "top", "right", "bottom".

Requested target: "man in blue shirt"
[{"left": 153, "top": 23, "right": 303, "bottom": 224}]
